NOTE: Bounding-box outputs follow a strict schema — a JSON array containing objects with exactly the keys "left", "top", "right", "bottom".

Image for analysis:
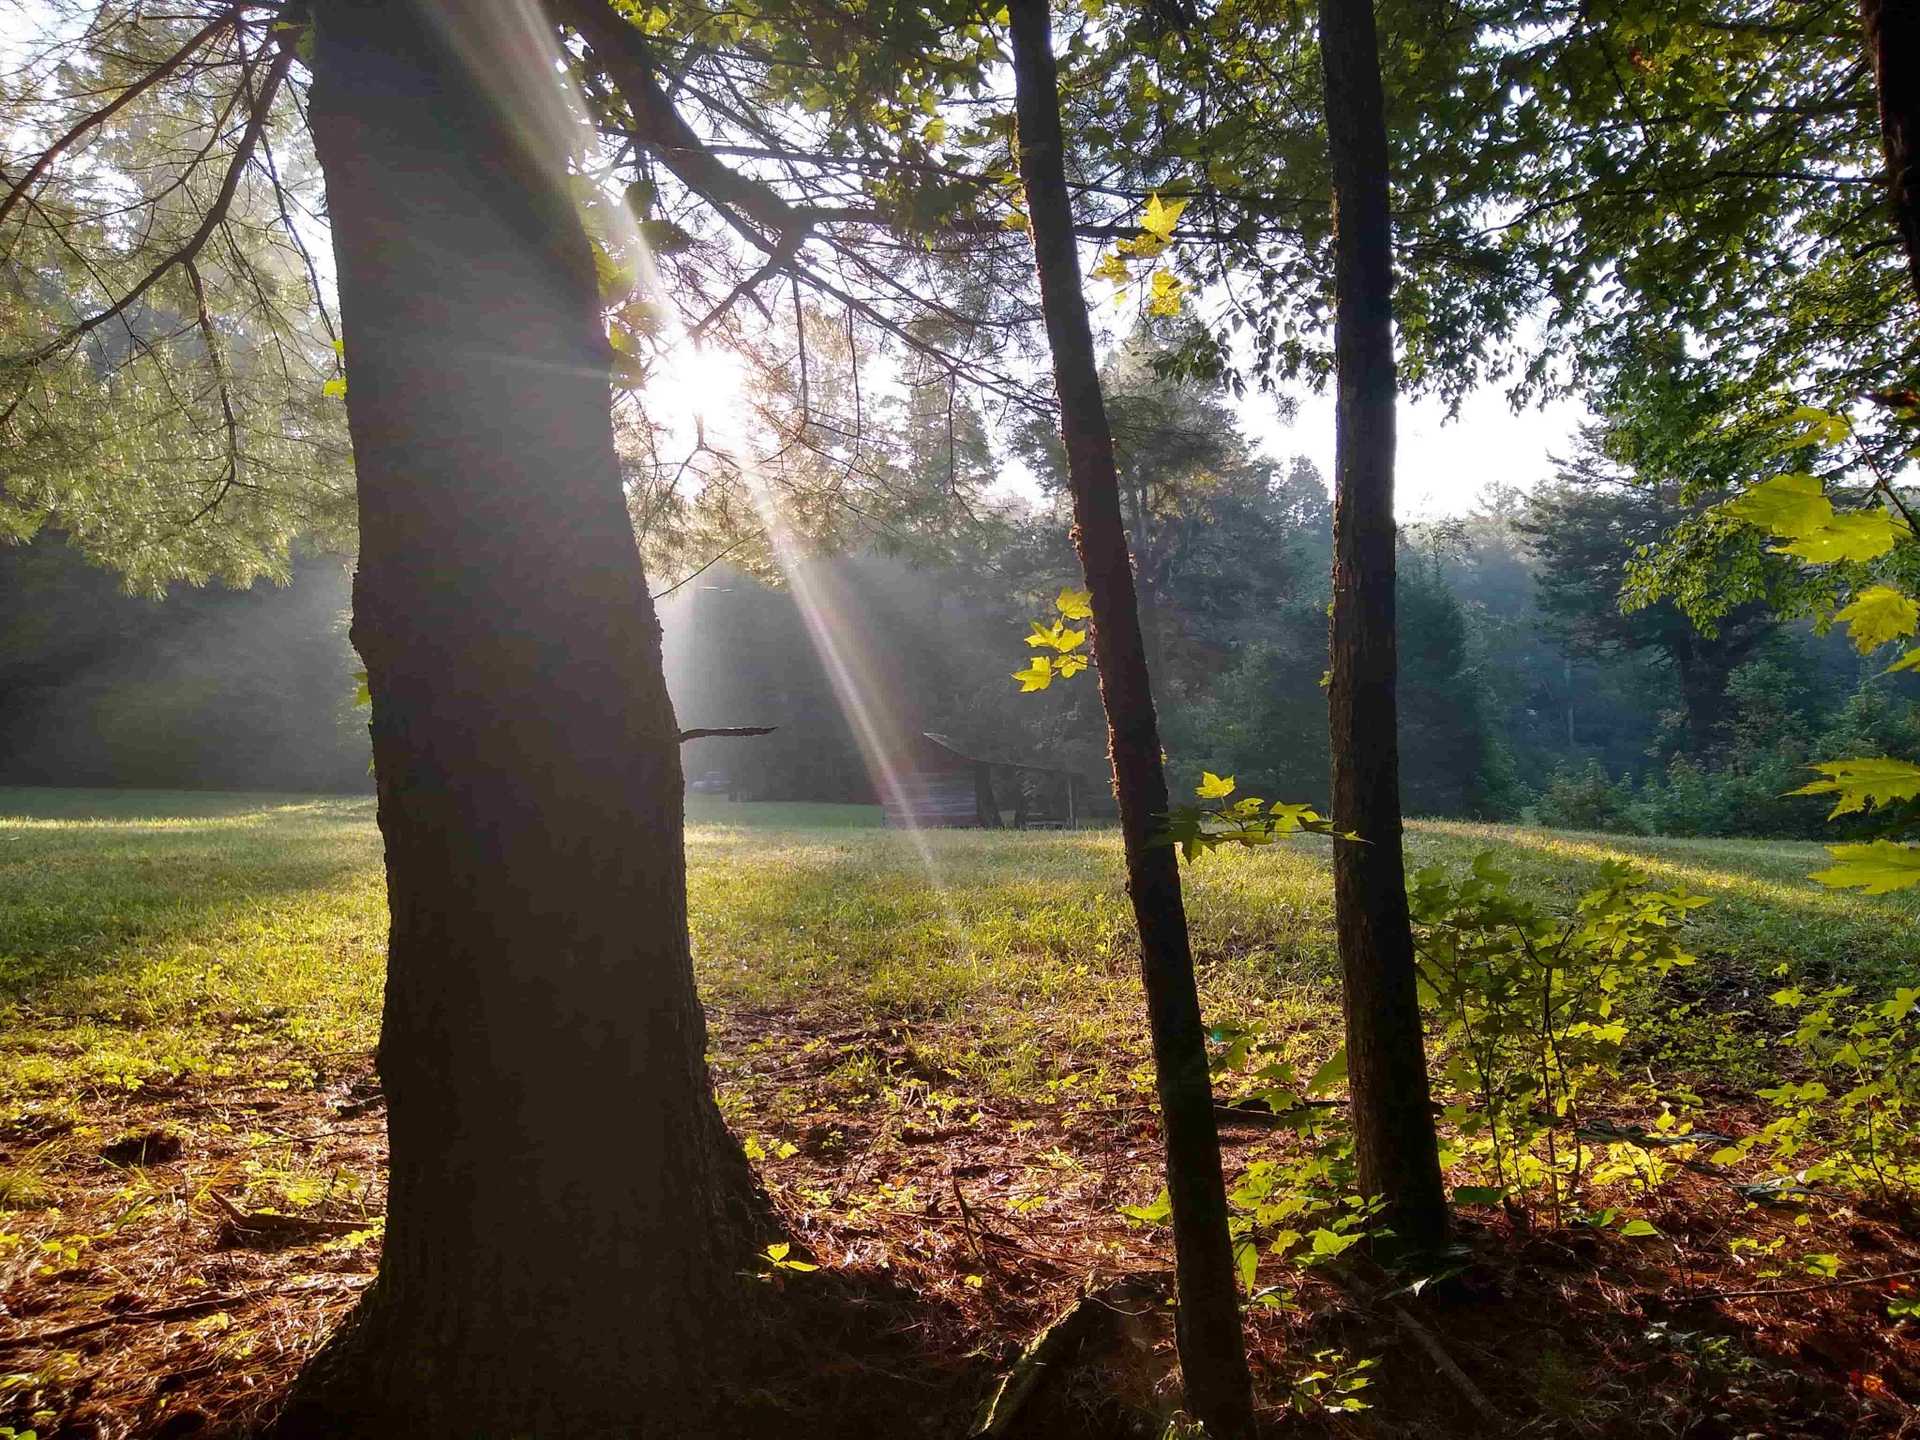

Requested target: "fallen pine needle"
[{"left": 0, "top": 1276, "right": 369, "bottom": 1353}]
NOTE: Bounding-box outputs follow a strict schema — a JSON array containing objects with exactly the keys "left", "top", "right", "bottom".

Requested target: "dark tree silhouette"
[
  {"left": 1862, "top": 0, "right": 1920, "bottom": 303},
  {"left": 1006, "top": 1, "right": 1255, "bottom": 1433},
  {"left": 1319, "top": 0, "right": 1449, "bottom": 1252},
  {"left": 278, "top": 3, "right": 764, "bottom": 1430}
]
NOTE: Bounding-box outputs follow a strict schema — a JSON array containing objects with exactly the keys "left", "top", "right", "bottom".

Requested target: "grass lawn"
[{"left": 2, "top": 788, "right": 1918, "bottom": 1435}]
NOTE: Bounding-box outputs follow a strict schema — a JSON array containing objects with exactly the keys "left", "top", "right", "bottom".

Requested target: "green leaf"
[
  {"left": 1234, "top": 1236, "right": 1259, "bottom": 1291},
  {"left": 1790, "top": 757, "right": 1920, "bottom": 817},
  {"left": 1196, "top": 771, "right": 1236, "bottom": 799},
  {"left": 1775, "top": 405, "right": 1852, "bottom": 449},
  {"left": 1834, "top": 585, "right": 1919, "bottom": 653},
  {"left": 1121, "top": 1188, "right": 1173, "bottom": 1225},
  {"left": 1618, "top": 1218, "right": 1661, "bottom": 1238},
  {"left": 321, "top": 376, "right": 347, "bottom": 400},
  {"left": 764, "top": 1241, "right": 817, "bottom": 1272},
  {"left": 1777, "top": 508, "right": 1904, "bottom": 563},
  {"left": 1723, "top": 473, "right": 1831, "bottom": 540},
  {"left": 1309, "top": 1226, "right": 1362, "bottom": 1257},
  {"left": 1879, "top": 986, "right": 1920, "bottom": 1021},
  {"left": 1304, "top": 1047, "right": 1348, "bottom": 1097},
  {"left": 1811, "top": 841, "right": 1920, "bottom": 895},
  {"left": 589, "top": 235, "right": 636, "bottom": 300}
]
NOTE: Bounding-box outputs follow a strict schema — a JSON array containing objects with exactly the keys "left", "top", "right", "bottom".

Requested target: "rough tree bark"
[
  {"left": 1862, "top": 0, "right": 1920, "bottom": 303},
  {"left": 1318, "top": 0, "right": 1450, "bottom": 1252},
  {"left": 1006, "top": 2, "right": 1255, "bottom": 1434},
  {"left": 277, "top": 2, "right": 764, "bottom": 1432}
]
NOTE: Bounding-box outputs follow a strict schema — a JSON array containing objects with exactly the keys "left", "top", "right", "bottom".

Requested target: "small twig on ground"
[
  {"left": 0, "top": 1277, "right": 369, "bottom": 1353},
  {"left": 209, "top": 1189, "right": 379, "bottom": 1242},
  {"left": 951, "top": 1174, "right": 990, "bottom": 1266},
  {"left": 969, "top": 1287, "right": 1102, "bottom": 1437},
  {"left": 331, "top": 1091, "right": 386, "bottom": 1119},
  {"left": 1667, "top": 1266, "right": 1920, "bottom": 1305},
  {"left": 1391, "top": 1303, "right": 1507, "bottom": 1428}
]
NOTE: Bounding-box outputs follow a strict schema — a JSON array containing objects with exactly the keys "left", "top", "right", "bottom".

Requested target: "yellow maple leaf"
[
  {"left": 1146, "top": 268, "right": 1186, "bottom": 317},
  {"left": 1141, "top": 192, "right": 1188, "bottom": 239},
  {"left": 1012, "top": 656, "right": 1055, "bottom": 692},
  {"left": 1835, "top": 585, "right": 1919, "bottom": 653}
]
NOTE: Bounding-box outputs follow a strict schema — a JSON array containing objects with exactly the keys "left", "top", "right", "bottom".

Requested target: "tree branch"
[
  {"left": 9, "top": 44, "right": 295, "bottom": 369},
  {"left": 0, "top": 6, "right": 243, "bottom": 235}
]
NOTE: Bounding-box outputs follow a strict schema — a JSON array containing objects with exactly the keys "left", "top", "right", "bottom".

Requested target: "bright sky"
[{"left": 1235, "top": 380, "right": 1591, "bottom": 520}]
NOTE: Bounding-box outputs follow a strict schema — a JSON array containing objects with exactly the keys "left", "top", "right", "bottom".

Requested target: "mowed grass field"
[
  {"left": 7, "top": 788, "right": 1914, "bottom": 1105},
  {"left": 3, "top": 787, "right": 1919, "bottom": 1435}
]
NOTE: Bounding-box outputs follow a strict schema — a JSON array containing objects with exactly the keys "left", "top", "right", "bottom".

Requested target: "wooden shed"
[{"left": 881, "top": 732, "right": 1084, "bottom": 830}]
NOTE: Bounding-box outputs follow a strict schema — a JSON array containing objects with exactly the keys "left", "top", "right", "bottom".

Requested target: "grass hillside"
[{"left": 2, "top": 789, "right": 1918, "bottom": 1435}]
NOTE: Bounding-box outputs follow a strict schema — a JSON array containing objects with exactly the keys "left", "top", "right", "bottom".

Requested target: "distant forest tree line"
[{"left": 10, "top": 345, "right": 1916, "bottom": 832}]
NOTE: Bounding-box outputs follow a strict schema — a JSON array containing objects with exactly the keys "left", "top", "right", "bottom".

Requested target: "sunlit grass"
[
  {"left": 1417, "top": 821, "right": 1920, "bottom": 982},
  {"left": 2, "top": 788, "right": 1915, "bottom": 1108},
  {"left": 0, "top": 789, "right": 386, "bottom": 1096}
]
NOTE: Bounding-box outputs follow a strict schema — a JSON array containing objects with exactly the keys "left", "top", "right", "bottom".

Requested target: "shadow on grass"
[{"left": 0, "top": 789, "right": 382, "bottom": 1017}]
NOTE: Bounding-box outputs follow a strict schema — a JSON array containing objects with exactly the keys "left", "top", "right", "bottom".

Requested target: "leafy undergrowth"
[{"left": 1, "top": 790, "right": 1918, "bottom": 1436}]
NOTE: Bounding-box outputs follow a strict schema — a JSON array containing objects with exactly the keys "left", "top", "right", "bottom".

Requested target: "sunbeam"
[
  {"left": 417, "top": 0, "right": 972, "bottom": 938},
  {"left": 678, "top": 382, "right": 975, "bottom": 944}
]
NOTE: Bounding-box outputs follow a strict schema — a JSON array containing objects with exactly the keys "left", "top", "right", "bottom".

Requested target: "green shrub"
[
  {"left": 1533, "top": 759, "right": 1641, "bottom": 833},
  {"left": 1718, "top": 979, "right": 1920, "bottom": 1208},
  {"left": 1631, "top": 751, "right": 1829, "bottom": 839},
  {"left": 1409, "top": 851, "right": 1706, "bottom": 1219}
]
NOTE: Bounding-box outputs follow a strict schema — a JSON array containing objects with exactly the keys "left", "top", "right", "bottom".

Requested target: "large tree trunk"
[
  {"left": 278, "top": 2, "right": 763, "bottom": 1432},
  {"left": 1006, "top": 3, "right": 1255, "bottom": 1435},
  {"left": 1862, "top": 0, "right": 1920, "bottom": 303},
  {"left": 1319, "top": 0, "right": 1449, "bottom": 1252},
  {"left": 1671, "top": 631, "right": 1724, "bottom": 755}
]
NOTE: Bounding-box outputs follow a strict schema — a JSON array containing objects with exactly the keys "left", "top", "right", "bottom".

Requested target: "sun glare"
[{"left": 645, "top": 341, "right": 750, "bottom": 429}]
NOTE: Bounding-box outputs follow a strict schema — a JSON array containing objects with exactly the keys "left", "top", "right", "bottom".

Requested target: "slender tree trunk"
[
  {"left": 1127, "top": 483, "right": 1168, "bottom": 681},
  {"left": 1862, "top": 0, "right": 1920, "bottom": 303},
  {"left": 1006, "top": 4, "right": 1255, "bottom": 1434},
  {"left": 1319, "top": 0, "right": 1449, "bottom": 1252},
  {"left": 278, "top": 3, "right": 763, "bottom": 1432}
]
